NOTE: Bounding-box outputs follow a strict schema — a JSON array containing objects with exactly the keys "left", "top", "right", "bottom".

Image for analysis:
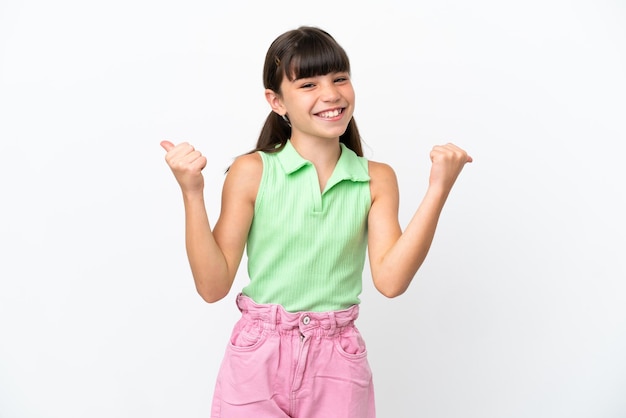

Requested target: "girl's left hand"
[{"left": 428, "top": 143, "right": 473, "bottom": 191}]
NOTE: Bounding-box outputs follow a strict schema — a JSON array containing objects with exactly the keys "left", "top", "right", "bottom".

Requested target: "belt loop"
[
  {"left": 328, "top": 311, "right": 337, "bottom": 336},
  {"left": 269, "top": 304, "right": 278, "bottom": 331}
]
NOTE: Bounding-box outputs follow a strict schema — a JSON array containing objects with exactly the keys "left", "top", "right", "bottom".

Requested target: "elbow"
[
  {"left": 378, "top": 286, "right": 407, "bottom": 299},
  {"left": 195, "top": 281, "right": 230, "bottom": 304},
  {"left": 373, "top": 276, "right": 411, "bottom": 299},
  {"left": 190, "top": 267, "right": 234, "bottom": 303},
  {"left": 198, "top": 290, "right": 228, "bottom": 304}
]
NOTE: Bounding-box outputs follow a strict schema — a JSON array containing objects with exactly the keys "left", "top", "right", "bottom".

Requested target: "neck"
[
  {"left": 289, "top": 135, "right": 341, "bottom": 167},
  {"left": 289, "top": 135, "right": 342, "bottom": 192}
]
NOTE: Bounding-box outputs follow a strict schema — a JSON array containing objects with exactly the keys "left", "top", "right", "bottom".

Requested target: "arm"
[
  {"left": 160, "top": 141, "right": 260, "bottom": 303},
  {"left": 367, "top": 143, "right": 472, "bottom": 298}
]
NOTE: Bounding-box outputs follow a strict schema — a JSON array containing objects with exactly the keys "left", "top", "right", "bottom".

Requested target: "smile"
[{"left": 315, "top": 108, "right": 344, "bottom": 119}]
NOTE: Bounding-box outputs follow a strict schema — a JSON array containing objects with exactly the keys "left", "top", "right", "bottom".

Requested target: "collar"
[{"left": 277, "top": 140, "right": 370, "bottom": 187}]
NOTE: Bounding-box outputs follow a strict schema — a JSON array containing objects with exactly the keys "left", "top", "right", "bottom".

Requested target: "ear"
[{"left": 265, "top": 89, "right": 286, "bottom": 116}]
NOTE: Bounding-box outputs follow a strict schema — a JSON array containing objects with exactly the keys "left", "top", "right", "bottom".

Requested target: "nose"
[{"left": 321, "top": 81, "right": 340, "bottom": 102}]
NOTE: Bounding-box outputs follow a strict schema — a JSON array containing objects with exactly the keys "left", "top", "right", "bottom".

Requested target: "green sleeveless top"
[{"left": 241, "top": 140, "right": 371, "bottom": 312}]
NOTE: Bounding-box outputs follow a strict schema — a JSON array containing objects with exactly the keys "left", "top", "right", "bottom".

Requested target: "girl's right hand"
[{"left": 160, "top": 140, "right": 207, "bottom": 194}]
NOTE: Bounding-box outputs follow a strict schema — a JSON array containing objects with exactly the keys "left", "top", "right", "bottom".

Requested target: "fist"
[
  {"left": 160, "top": 140, "right": 207, "bottom": 193},
  {"left": 429, "top": 143, "right": 472, "bottom": 191}
]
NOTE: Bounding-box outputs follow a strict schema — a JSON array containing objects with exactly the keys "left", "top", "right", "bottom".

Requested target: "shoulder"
[
  {"left": 223, "top": 152, "right": 263, "bottom": 201},
  {"left": 226, "top": 152, "right": 263, "bottom": 187},
  {"left": 368, "top": 160, "right": 399, "bottom": 202},
  {"left": 368, "top": 160, "right": 398, "bottom": 189},
  {"left": 368, "top": 160, "right": 396, "bottom": 179},
  {"left": 228, "top": 152, "right": 263, "bottom": 175}
]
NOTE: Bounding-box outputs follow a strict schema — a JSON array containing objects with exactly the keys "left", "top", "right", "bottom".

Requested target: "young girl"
[{"left": 161, "top": 26, "right": 471, "bottom": 418}]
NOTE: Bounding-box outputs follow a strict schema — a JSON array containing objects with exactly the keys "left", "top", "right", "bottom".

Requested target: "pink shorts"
[{"left": 210, "top": 294, "right": 376, "bottom": 417}]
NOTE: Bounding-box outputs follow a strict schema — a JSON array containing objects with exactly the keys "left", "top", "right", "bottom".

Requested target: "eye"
[
  {"left": 334, "top": 74, "right": 350, "bottom": 83},
  {"left": 296, "top": 78, "right": 316, "bottom": 89}
]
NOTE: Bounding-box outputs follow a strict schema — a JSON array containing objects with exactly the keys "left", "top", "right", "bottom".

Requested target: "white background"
[{"left": 1, "top": 1, "right": 625, "bottom": 417}]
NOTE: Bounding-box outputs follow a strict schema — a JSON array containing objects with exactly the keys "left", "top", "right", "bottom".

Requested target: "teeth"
[{"left": 318, "top": 109, "right": 341, "bottom": 118}]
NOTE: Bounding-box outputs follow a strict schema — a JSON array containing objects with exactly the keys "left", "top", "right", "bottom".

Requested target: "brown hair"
[{"left": 250, "top": 26, "right": 363, "bottom": 156}]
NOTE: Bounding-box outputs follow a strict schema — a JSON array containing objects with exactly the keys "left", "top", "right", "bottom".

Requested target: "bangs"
[{"left": 284, "top": 33, "right": 351, "bottom": 81}]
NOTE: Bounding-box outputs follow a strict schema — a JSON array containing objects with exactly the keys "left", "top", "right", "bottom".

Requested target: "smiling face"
[
  {"left": 256, "top": 27, "right": 364, "bottom": 155},
  {"left": 268, "top": 71, "right": 355, "bottom": 142}
]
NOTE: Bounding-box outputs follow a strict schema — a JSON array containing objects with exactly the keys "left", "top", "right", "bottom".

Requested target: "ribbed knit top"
[{"left": 242, "top": 140, "right": 371, "bottom": 312}]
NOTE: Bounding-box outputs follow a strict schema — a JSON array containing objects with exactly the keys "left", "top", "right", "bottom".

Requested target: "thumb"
[{"left": 160, "top": 140, "right": 175, "bottom": 152}]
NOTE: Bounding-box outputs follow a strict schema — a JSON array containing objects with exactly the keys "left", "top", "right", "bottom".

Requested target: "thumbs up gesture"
[{"left": 160, "top": 140, "right": 208, "bottom": 194}]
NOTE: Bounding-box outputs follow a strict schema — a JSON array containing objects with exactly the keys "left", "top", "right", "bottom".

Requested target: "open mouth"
[{"left": 315, "top": 108, "right": 344, "bottom": 119}]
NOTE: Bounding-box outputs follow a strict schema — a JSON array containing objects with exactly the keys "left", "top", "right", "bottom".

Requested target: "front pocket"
[
  {"left": 219, "top": 321, "right": 280, "bottom": 405},
  {"left": 228, "top": 318, "right": 267, "bottom": 352},
  {"left": 334, "top": 326, "right": 368, "bottom": 359}
]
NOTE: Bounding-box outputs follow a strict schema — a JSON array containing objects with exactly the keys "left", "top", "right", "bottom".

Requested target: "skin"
[{"left": 161, "top": 71, "right": 472, "bottom": 303}]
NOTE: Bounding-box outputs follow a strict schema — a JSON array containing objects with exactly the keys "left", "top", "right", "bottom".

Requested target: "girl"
[{"left": 161, "top": 26, "right": 471, "bottom": 418}]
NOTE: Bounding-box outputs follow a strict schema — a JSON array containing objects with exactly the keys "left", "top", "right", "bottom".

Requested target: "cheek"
[
  {"left": 344, "top": 87, "right": 356, "bottom": 105},
  {"left": 344, "top": 88, "right": 356, "bottom": 108}
]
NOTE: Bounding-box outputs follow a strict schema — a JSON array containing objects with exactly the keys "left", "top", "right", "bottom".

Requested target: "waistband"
[{"left": 236, "top": 293, "right": 359, "bottom": 336}]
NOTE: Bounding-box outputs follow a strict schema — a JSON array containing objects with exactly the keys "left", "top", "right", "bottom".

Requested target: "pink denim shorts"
[{"left": 210, "top": 293, "right": 376, "bottom": 417}]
